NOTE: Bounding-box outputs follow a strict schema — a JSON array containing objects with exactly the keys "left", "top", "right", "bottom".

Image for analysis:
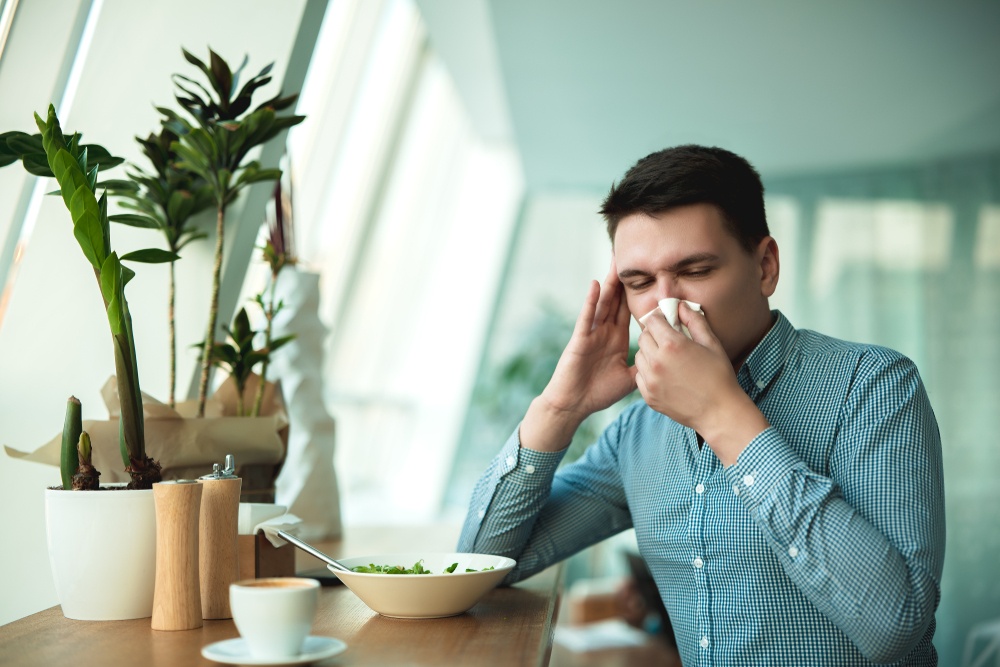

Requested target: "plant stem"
[
  {"left": 236, "top": 382, "right": 245, "bottom": 417},
  {"left": 197, "top": 204, "right": 226, "bottom": 417},
  {"left": 168, "top": 259, "right": 176, "bottom": 409},
  {"left": 250, "top": 274, "right": 278, "bottom": 417}
]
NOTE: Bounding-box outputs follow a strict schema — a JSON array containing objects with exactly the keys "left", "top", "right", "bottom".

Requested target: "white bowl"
[{"left": 329, "top": 552, "right": 516, "bottom": 618}]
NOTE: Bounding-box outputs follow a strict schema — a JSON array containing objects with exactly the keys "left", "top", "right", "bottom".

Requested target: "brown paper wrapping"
[{"left": 5, "top": 375, "right": 289, "bottom": 501}]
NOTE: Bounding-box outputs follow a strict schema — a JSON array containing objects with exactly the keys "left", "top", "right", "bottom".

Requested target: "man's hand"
[
  {"left": 519, "top": 261, "right": 638, "bottom": 452},
  {"left": 635, "top": 303, "right": 769, "bottom": 465}
]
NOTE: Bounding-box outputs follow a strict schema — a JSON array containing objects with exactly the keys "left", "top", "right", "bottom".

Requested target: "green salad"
[{"left": 351, "top": 560, "right": 496, "bottom": 575}]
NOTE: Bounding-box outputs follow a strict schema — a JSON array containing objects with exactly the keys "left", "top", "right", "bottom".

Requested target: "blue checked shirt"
[{"left": 459, "top": 312, "right": 945, "bottom": 666}]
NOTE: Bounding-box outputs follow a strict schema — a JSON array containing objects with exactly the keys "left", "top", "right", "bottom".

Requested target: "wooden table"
[{"left": 0, "top": 524, "right": 563, "bottom": 667}]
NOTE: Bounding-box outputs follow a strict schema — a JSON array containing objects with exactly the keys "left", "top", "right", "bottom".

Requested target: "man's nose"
[{"left": 655, "top": 277, "right": 680, "bottom": 301}]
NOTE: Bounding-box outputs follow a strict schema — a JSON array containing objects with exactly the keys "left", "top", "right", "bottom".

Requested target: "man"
[{"left": 458, "top": 145, "right": 945, "bottom": 665}]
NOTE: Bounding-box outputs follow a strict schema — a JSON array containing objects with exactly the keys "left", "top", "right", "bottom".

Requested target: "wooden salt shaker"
[
  {"left": 198, "top": 455, "right": 242, "bottom": 619},
  {"left": 151, "top": 480, "right": 203, "bottom": 631}
]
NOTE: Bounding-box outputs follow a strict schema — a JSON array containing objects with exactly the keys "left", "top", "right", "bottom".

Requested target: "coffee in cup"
[{"left": 230, "top": 577, "right": 320, "bottom": 660}]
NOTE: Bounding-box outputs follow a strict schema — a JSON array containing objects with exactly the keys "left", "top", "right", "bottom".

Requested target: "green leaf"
[
  {"left": 217, "top": 168, "right": 232, "bottom": 194},
  {"left": 110, "top": 213, "right": 162, "bottom": 229},
  {"left": 51, "top": 150, "right": 89, "bottom": 211},
  {"left": 86, "top": 163, "right": 99, "bottom": 192},
  {"left": 70, "top": 184, "right": 106, "bottom": 270},
  {"left": 166, "top": 189, "right": 191, "bottom": 223},
  {"left": 121, "top": 248, "right": 179, "bottom": 263},
  {"left": 244, "top": 351, "right": 268, "bottom": 369},
  {"left": 173, "top": 74, "right": 215, "bottom": 109},
  {"left": 260, "top": 93, "right": 299, "bottom": 113},
  {"left": 67, "top": 132, "right": 81, "bottom": 155},
  {"left": 176, "top": 230, "right": 209, "bottom": 250},
  {"left": 98, "top": 191, "right": 110, "bottom": 258},
  {"left": 82, "top": 144, "right": 124, "bottom": 170},
  {"left": 268, "top": 334, "right": 296, "bottom": 353},
  {"left": 21, "top": 154, "right": 53, "bottom": 176},
  {"left": 173, "top": 142, "right": 212, "bottom": 175},
  {"left": 99, "top": 251, "right": 118, "bottom": 305},
  {"left": 209, "top": 343, "right": 239, "bottom": 367},
  {"left": 36, "top": 106, "right": 68, "bottom": 157},
  {"left": 122, "top": 265, "right": 136, "bottom": 286},
  {"left": 208, "top": 49, "right": 234, "bottom": 105},
  {"left": 232, "top": 308, "right": 252, "bottom": 342},
  {"left": 105, "top": 295, "right": 123, "bottom": 355},
  {"left": 101, "top": 254, "right": 124, "bottom": 335},
  {"left": 181, "top": 48, "right": 211, "bottom": 80},
  {"left": 77, "top": 146, "right": 89, "bottom": 174},
  {"left": 237, "top": 167, "right": 281, "bottom": 187},
  {"left": 98, "top": 178, "right": 139, "bottom": 193},
  {"left": 5, "top": 132, "right": 43, "bottom": 156}
]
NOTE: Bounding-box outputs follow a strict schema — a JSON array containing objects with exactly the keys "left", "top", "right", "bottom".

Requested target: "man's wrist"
[
  {"left": 700, "top": 391, "right": 770, "bottom": 467},
  {"left": 519, "top": 396, "right": 586, "bottom": 453}
]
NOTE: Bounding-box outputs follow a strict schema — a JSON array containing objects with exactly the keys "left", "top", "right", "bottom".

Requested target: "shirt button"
[
  {"left": 788, "top": 546, "right": 799, "bottom": 558},
  {"left": 743, "top": 474, "right": 755, "bottom": 486},
  {"left": 732, "top": 484, "right": 741, "bottom": 496},
  {"left": 756, "top": 379, "right": 766, "bottom": 389},
  {"left": 506, "top": 456, "right": 516, "bottom": 467},
  {"left": 525, "top": 464, "right": 536, "bottom": 474},
  {"left": 692, "top": 557, "right": 704, "bottom": 569},
  {"left": 700, "top": 636, "right": 709, "bottom": 649},
  {"left": 695, "top": 483, "right": 705, "bottom": 494},
  {"left": 477, "top": 509, "right": 485, "bottom": 519}
]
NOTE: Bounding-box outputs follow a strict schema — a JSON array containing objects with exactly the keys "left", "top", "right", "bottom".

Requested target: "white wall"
[{"left": 0, "top": 0, "right": 307, "bottom": 625}]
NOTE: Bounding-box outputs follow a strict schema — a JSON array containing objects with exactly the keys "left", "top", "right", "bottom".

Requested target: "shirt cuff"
[
  {"left": 725, "top": 426, "right": 805, "bottom": 508},
  {"left": 495, "top": 425, "right": 565, "bottom": 486}
]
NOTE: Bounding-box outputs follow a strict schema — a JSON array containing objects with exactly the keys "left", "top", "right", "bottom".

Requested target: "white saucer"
[{"left": 201, "top": 635, "right": 347, "bottom": 665}]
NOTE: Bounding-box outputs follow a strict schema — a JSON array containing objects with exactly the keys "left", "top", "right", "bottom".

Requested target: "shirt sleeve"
[
  {"left": 457, "top": 408, "right": 637, "bottom": 583},
  {"left": 727, "top": 349, "right": 945, "bottom": 664}
]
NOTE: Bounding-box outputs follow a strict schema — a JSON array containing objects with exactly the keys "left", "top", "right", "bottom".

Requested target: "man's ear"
[{"left": 756, "top": 236, "right": 779, "bottom": 297}]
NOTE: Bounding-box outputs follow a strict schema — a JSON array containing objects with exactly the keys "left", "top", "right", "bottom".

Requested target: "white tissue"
[
  {"left": 238, "top": 503, "right": 288, "bottom": 533},
  {"left": 238, "top": 502, "right": 303, "bottom": 547},
  {"left": 638, "top": 298, "right": 704, "bottom": 339},
  {"left": 256, "top": 514, "right": 303, "bottom": 548}
]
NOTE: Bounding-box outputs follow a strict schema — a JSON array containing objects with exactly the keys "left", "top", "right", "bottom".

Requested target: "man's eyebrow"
[{"left": 618, "top": 253, "right": 720, "bottom": 279}]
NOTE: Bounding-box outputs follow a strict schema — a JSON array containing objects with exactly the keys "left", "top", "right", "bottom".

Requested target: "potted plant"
[
  {"left": 76, "top": 47, "right": 303, "bottom": 500},
  {"left": 156, "top": 47, "right": 305, "bottom": 418},
  {"left": 204, "top": 305, "right": 294, "bottom": 417},
  {"left": 1, "top": 106, "right": 174, "bottom": 619},
  {"left": 108, "top": 128, "right": 214, "bottom": 409}
]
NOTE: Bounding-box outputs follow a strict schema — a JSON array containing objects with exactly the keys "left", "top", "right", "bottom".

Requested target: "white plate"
[{"left": 201, "top": 635, "right": 347, "bottom": 665}]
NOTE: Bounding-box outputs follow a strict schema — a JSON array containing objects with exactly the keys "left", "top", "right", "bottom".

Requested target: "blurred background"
[{"left": 1, "top": 0, "right": 997, "bottom": 662}]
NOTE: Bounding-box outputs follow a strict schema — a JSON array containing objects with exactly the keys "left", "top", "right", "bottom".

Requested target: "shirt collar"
[{"left": 736, "top": 310, "right": 796, "bottom": 399}]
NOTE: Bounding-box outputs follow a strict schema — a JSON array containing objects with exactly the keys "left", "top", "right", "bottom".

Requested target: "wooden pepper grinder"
[
  {"left": 199, "top": 454, "right": 242, "bottom": 619},
  {"left": 151, "top": 480, "right": 204, "bottom": 631}
]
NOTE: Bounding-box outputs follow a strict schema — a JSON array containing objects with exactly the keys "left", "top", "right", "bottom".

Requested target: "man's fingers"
[
  {"left": 593, "top": 262, "right": 621, "bottom": 326},
  {"left": 640, "top": 307, "right": 684, "bottom": 344},
  {"left": 614, "top": 281, "right": 632, "bottom": 326},
  {"left": 635, "top": 367, "right": 649, "bottom": 403},
  {"left": 573, "top": 280, "right": 600, "bottom": 337},
  {"left": 678, "top": 302, "right": 723, "bottom": 352}
]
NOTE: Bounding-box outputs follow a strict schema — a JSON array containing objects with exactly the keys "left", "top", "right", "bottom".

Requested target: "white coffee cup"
[{"left": 230, "top": 577, "right": 320, "bottom": 660}]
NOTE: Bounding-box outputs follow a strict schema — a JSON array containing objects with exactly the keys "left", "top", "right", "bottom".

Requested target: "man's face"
[{"left": 613, "top": 203, "right": 778, "bottom": 366}]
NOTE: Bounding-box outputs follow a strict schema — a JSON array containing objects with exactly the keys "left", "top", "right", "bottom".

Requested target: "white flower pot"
[{"left": 44, "top": 485, "right": 156, "bottom": 620}]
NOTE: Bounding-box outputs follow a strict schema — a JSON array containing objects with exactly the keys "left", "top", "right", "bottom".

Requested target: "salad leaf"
[{"left": 350, "top": 560, "right": 496, "bottom": 574}]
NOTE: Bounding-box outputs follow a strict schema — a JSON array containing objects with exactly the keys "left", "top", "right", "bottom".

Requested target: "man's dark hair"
[{"left": 599, "top": 145, "right": 769, "bottom": 251}]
